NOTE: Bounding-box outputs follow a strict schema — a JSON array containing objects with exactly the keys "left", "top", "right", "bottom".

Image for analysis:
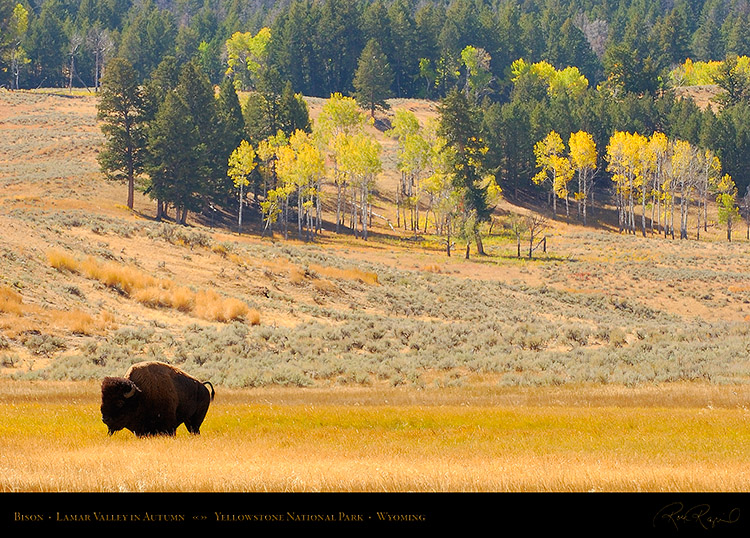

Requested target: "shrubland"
[{"left": 5, "top": 90, "right": 750, "bottom": 494}]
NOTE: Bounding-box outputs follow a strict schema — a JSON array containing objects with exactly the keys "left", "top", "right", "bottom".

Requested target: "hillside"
[{"left": 2, "top": 89, "right": 750, "bottom": 390}]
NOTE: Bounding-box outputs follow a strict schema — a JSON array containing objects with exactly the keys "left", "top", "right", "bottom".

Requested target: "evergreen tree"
[
  {"left": 25, "top": 0, "right": 67, "bottom": 87},
  {"left": 547, "top": 19, "right": 602, "bottom": 85},
  {"left": 243, "top": 68, "right": 311, "bottom": 143},
  {"left": 316, "top": 0, "right": 362, "bottom": 95},
  {"left": 142, "top": 55, "right": 179, "bottom": 121},
  {"left": 692, "top": 15, "right": 724, "bottom": 61},
  {"left": 707, "top": 102, "right": 750, "bottom": 195},
  {"left": 268, "top": 0, "right": 319, "bottom": 96},
  {"left": 386, "top": 0, "right": 419, "bottom": 98},
  {"left": 214, "top": 77, "right": 247, "bottom": 203},
  {"left": 176, "top": 60, "right": 219, "bottom": 195},
  {"left": 353, "top": 39, "right": 393, "bottom": 117},
  {"left": 96, "top": 57, "right": 147, "bottom": 210},
  {"left": 146, "top": 91, "right": 205, "bottom": 225},
  {"left": 280, "top": 80, "right": 311, "bottom": 134},
  {"left": 243, "top": 91, "right": 274, "bottom": 145},
  {"left": 723, "top": 12, "right": 750, "bottom": 57},
  {"left": 117, "top": 1, "right": 176, "bottom": 82},
  {"left": 438, "top": 88, "right": 493, "bottom": 257},
  {"left": 651, "top": 8, "right": 691, "bottom": 69}
]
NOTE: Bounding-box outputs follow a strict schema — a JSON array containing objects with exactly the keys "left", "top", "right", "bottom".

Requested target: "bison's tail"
[{"left": 203, "top": 381, "right": 215, "bottom": 401}]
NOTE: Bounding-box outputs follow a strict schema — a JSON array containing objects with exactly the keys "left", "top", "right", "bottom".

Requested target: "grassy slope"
[{"left": 1, "top": 88, "right": 750, "bottom": 390}]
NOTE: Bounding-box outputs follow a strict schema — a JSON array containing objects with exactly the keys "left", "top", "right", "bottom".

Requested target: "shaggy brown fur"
[{"left": 101, "top": 361, "right": 214, "bottom": 437}]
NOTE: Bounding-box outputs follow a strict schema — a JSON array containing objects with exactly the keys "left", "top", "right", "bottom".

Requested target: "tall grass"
[
  {"left": 0, "top": 284, "right": 111, "bottom": 337},
  {"left": 2, "top": 382, "right": 750, "bottom": 492},
  {"left": 47, "top": 250, "right": 259, "bottom": 324},
  {"left": 309, "top": 264, "right": 379, "bottom": 285}
]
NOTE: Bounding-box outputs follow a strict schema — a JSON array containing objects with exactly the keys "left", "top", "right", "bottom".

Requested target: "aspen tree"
[
  {"left": 421, "top": 133, "right": 460, "bottom": 256},
  {"left": 606, "top": 131, "right": 647, "bottom": 234},
  {"left": 227, "top": 140, "right": 257, "bottom": 234},
  {"left": 647, "top": 132, "right": 670, "bottom": 236},
  {"left": 225, "top": 28, "right": 271, "bottom": 90},
  {"left": 275, "top": 130, "right": 325, "bottom": 241},
  {"left": 568, "top": 130, "right": 597, "bottom": 225},
  {"left": 256, "top": 131, "right": 288, "bottom": 209},
  {"left": 387, "top": 109, "right": 431, "bottom": 232},
  {"left": 670, "top": 139, "right": 699, "bottom": 240},
  {"left": 460, "top": 45, "right": 493, "bottom": 101},
  {"left": 638, "top": 134, "right": 654, "bottom": 237},
  {"left": 696, "top": 149, "right": 721, "bottom": 239},
  {"left": 716, "top": 174, "right": 741, "bottom": 241},
  {"left": 335, "top": 132, "right": 382, "bottom": 240},
  {"left": 315, "top": 93, "right": 368, "bottom": 233},
  {"left": 533, "top": 130, "right": 566, "bottom": 216},
  {"left": 5, "top": 3, "right": 29, "bottom": 90}
]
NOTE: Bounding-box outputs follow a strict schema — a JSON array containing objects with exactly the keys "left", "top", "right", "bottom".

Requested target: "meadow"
[
  {"left": 2, "top": 89, "right": 750, "bottom": 493},
  {"left": 3, "top": 380, "right": 750, "bottom": 492}
]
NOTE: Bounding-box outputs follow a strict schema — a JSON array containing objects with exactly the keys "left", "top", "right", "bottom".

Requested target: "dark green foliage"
[
  {"left": 315, "top": 0, "right": 363, "bottom": 95},
  {"left": 145, "top": 91, "right": 205, "bottom": 224},
  {"left": 706, "top": 102, "right": 750, "bottom": 195},
  {"left": 8, "top": 0, "right": 750, "bottom": 231},
  {"left": 96, "top": 57, "right": 147, "bottom": 210},
  {"left": 353, "top": 38, "right": 393, "bottom": 117},
  {"left": 25, "top": 0, "right": 68, "bottom": 87},
  {"left": 142, "top": 55, "right": 179, "bottom": 121},
  {"left": 213, "top": 77, "right": 247, "bottom": 203},
  {"left": 547, "top": 19, "right": 601, "bottom": 85},
  {"left": 117, "top": 0, "right": 176, "bottom": 82},
  {"left": 242, "top": 68, "right": 310, "bottom": 144},
  {"left": 438, "top": 88, "right": 492, "bottom": 253},
  {"left": 175, "top": 60, "right": 222, "bottom": 202},
  {"left": 713, "top": 54, "right": 750, "bottom": 107},
  {"left": 267, "top": 0, "right": 320, "bottom": 97}
]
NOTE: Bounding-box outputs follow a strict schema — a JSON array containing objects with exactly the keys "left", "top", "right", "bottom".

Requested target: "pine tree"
[
  {"left": 215, "top": 77, "right": 247, "bottom": 203},
  {"left": 142, "top": 55, "right": 178, "bottom": 121},
  {"left": 280, "top": 81, "right": 311, "bottom": 135},
  {"left": 176, "top": 60, "right": 219, "bottom": 200},
  {"left": 353, "top": 39, "right": 393, "bottom": 118},
  {"left": 117, "top": 2, "right": 176, "bottom": 82},
  {"left": 387, "top": 0, "right": 419, "bottom": 97},
  {"left": 97, "top": 57, "right": 147, "bottom": 210},
  {"left": 25, "top": 0, "right": 67, "bottom": 87},
  {"left": 145, "top": 92, "right": 205, "bottom": 225},
  {"left": 438, "top": 88, "right": 493, "bottom": 256},
  {"left": 316, "top": 0, "right": 362, "bottom": 95},
  {"left": 268, "top": 0, "right": 319, "bottom": 96}
]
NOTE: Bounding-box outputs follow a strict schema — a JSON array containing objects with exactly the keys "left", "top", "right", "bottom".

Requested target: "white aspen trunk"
[{"left": 238, "top": 182, "right": 244, "bottom": 234}]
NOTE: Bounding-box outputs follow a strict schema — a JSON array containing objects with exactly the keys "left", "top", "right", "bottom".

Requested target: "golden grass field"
[
  {"left": 3, "top": 380, "right": 750, "bottom": 492},
  {"left": 2, "top": 88, "right": 750, "bottom": 496}
]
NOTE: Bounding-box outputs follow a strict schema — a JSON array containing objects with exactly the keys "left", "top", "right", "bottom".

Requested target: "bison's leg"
[{"left": 185, "top": 407, "right": 208, "bottom": 434}]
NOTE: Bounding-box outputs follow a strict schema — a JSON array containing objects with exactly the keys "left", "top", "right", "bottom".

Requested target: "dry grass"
[
  {"left": 0, "top": 286, "right": 24, "bottom": 316},
  {"left": 47, "top": 250, "right": 258, "bottom": 324},
  {"left": 309, "top": 264, "right": 379, "bottom": 285},
  {"left": 5, "top": 91, "right": 750, "bottom": 495},
  {"left": 0, "top": 284, "right": 112, "bottom": 337},
  {"left": 1, "top": 382, "right": 749, "bottom": 492}
]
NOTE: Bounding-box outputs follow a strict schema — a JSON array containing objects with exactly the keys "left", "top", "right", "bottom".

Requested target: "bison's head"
[{"left": 100, "top": 376, "right": 141, "bottom": 435}]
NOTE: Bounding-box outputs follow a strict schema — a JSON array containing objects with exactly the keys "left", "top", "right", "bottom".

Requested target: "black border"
[{"left": 4, "top": 492, "right": 749, "bottom": 534}]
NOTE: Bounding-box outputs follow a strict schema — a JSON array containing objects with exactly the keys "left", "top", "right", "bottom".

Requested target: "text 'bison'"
[{"left": 101, "top": 361, "right": 215, "bottom": 437}]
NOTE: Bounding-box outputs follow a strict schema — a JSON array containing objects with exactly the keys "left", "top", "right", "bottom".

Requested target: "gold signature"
[{"left": 653, "top": 502, "right": 740, "bottom": 530}]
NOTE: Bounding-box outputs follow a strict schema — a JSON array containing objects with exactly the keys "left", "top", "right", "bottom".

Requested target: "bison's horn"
[{"left": 123, "top": 385, "right": 137, "bottom": 398}]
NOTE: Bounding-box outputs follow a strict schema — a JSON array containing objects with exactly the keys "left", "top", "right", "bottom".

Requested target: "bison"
[{"left": 101, "top": 361, "right": 215, "bottom": 437}]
